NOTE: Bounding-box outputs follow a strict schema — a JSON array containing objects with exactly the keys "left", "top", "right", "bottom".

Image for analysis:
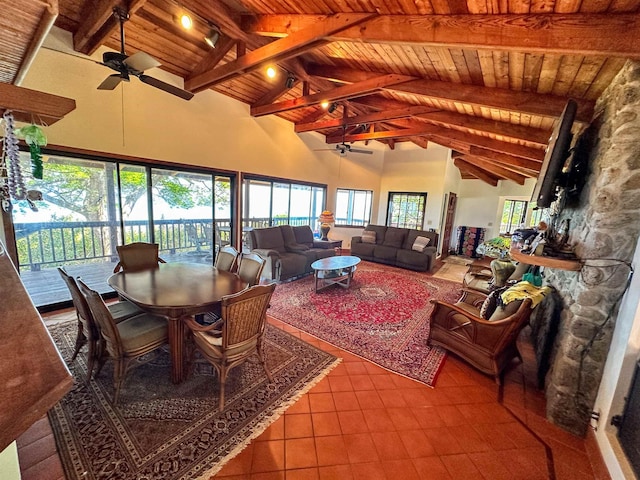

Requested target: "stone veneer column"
[{"left": 543, "top": 60, "right": 640, "bottom": 436}]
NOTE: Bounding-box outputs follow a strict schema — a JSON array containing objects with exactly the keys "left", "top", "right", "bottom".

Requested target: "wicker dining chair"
[
  {"left": 113, "top": 242, "right": 166, "bottom": 273},
  {"left": 215, "top": 245, "right": 239, "bottom": 273},
  {"left": 236, "top": 252, "right": 266, "bottom": 286},
  {"left": 57, "top": 267, "right": 143, "bottom": 380},
  {"left": 77, "top": 279, "right": 168, "bottom": 403},
  {"left": 184, "top": 283, "right": 276, "bottom": 411}
]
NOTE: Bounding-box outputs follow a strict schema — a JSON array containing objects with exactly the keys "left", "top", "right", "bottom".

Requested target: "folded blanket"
[{"left": 501, "top": 281, "right": 552, "bottom": 307}]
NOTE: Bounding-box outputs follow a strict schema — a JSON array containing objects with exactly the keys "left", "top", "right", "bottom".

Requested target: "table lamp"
[{"left": 318, "top": 211, "right": 335, "bottom": 240}]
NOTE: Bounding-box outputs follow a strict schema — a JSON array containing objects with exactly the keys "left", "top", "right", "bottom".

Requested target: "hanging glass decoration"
[{"left": 16, "top": 124, "right": 47, "bottom": 179}]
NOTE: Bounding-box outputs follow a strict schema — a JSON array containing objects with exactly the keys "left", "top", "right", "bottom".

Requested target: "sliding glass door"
[{"left": 10, "top": 150, "right": 235, "bottom": 309}]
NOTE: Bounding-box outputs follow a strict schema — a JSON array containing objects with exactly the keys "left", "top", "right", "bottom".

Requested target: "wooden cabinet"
[{"left": 0, "top": 244, "right": 73, "bottom": 452}]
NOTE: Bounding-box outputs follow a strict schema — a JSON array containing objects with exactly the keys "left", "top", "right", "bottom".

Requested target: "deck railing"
[{"left": 15, "top": 216, "right": 316, "bottom": 271}]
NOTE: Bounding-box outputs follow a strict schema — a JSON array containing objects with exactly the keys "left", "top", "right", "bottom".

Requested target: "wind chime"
[{"left": 0, "top": 111, "right": 46, "bottom": 212}]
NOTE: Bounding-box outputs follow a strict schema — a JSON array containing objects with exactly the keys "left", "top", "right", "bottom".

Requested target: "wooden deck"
[{"left": 20, "top": 252, "right": 214, "bottom": 309}]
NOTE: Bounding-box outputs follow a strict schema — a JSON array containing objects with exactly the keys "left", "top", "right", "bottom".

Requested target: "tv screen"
[{"left": 531, "top": 99, "right": 578, "bottom": 208}]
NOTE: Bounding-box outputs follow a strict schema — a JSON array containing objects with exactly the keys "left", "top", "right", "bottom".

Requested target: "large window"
[
  {"left": 11, "top": 149, "right": 234, "bottom": 308},
  {"left": 242, "top": 176, "right": 326, "bottom": 237},
  {"left": 386, "top": 192, "right": 426, "bottom": 229},
  {"left": 335, "top": 189, "right": 372, "bottom": 227},
  {"left": 500, "top": 199, "right": 527, "bottom": 234}
]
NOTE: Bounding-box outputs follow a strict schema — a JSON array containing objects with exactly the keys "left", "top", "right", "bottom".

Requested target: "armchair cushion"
[{"left": 252, "top": 227, "right": 287, "bottom": 254}]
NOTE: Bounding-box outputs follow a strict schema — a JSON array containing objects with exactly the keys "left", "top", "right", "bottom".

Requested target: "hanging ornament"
[
  {"left": 16, "top": 124, "right": 47, "bottom": 179},
  {"left": 3, "top": 111, "right": 28, "bottom": 205}
]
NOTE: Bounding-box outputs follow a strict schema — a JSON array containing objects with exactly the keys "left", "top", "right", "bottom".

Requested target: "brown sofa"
[
  {"left": 248, "top": 225, "right": 336, "bottom": 281},
  {"left": 350, "top": 225, "right": 438, "bottom": 272}
]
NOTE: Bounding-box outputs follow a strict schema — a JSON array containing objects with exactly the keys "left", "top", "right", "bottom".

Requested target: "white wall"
[
  {"left": 378, "top": 142, "right": 450, "bottom": 229},
  {"left": 456, "top": 178, "right": 537, "bottom": 240},
  {"left": 593, "top": 238, "right": 640, "bottom": 479}
]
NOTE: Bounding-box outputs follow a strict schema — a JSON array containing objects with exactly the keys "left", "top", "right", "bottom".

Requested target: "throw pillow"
[
  {"left": 479, "top": 286, "right": 508, "bottom": 319},
  {"left": 412, "top": 236, "right": 431, "bottom": 252},
  {"left": 362, "top": 230, "right": 376, "bottom": 244}
]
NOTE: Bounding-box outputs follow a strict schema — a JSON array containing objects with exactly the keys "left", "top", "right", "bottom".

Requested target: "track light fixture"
[
  {"left": 204, "top": 24, "right": 221, "bottom": 48},
  {"left": 328, "top": 102, "right": 338, "bottom": 113},
  {"left": 285, "top": 73, "right": 296, "bottom": 89}
]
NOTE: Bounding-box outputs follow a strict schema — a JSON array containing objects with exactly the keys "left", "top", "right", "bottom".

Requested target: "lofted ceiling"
[{"left": 3, "top": 0, "right": 639, "bottom": 185}]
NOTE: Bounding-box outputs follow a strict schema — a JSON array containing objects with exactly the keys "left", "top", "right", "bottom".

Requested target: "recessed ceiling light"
[
  {"left": 180, "top": 14, "right": 193, "bottom": 29},
  {"left": 266, "top": 66, "right": 277, "bottom": 78}
]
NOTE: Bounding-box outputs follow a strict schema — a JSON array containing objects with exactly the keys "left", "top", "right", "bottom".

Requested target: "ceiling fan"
[
  {"left": 316, "top": 125, "right": 373, "bottom": 156},
  {"left": 97, "top": 7, "right": 194, "bottom": 101}
]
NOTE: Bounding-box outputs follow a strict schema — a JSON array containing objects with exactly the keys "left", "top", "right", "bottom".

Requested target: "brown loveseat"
[
  {"left": 350, "top": 225, "right": 438, "bottom": 272},
  {"left": 247, "top": 225, "right": 336, "bottom": 281}
]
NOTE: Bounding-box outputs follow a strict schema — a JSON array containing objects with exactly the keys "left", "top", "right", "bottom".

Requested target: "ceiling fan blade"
[
  {"left": 138, "top": 74, "right": 194, "bottom": 100},
  {"left": 124, "top": 51, "right": 161, "bottom": 72},
  {"left": 98, "top": 74, "right": 127, "bottom": 90},
  {"left": 350, "top": 148, "right": 373, "bottom": 155}
]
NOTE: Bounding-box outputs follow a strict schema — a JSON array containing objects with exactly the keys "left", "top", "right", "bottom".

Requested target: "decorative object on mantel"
[
  {"left": 1, "top": 110, "right": 43, "bottom": 212},
  {"left": 318, "top": 210, "right": 335, "bottom": 240},
  {"left": 16, "top": 123, "right": 47, "bottom": 179}
]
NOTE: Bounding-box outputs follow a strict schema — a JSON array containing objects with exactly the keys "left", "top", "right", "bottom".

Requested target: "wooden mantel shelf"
[
  {"left": 0, "top": 244, "right": 73, "bottom": 452},
  {"left": 510, "top": 247, "right": 582, "bottom": 271},
  {"left": 0, "top": 82, "right": 76, "bottom": 125}
]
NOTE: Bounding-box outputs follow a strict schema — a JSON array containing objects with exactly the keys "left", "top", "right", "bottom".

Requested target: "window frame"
[
  {"left": 334, "top": 188, "right": 373, "bottom": 227},
  {"left": 499, "top": 199, "right": 528, "bottom": 234},
  {"left": 386, "top": 192, "right": 427, "bottom": 229}
]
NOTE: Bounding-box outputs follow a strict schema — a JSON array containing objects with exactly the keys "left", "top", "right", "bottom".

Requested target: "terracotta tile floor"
[{"left": 18, "top": 263, "right": 610, "bottom": 480}]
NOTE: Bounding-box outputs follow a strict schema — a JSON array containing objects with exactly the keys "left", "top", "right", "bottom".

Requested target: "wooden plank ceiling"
[{"left": 5, "top": 0, "right": 639, "bottom": 184}]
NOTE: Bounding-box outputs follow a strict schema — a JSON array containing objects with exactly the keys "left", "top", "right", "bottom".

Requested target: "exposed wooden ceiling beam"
[
  {"left": 294, "top": 105, "right": 437, "bottom": 133},
  {"left": 245, "top": 14, "right": 640, "bottom": 59},
  {"left": 253, "top": 78, "right": 301, "bottom": 107},
  {"left": 454, "top": 158, "right": 499, "bottom": 186},
  {"left": 350, "top": 96, "right": 550, "bottom": 146},
  {"left": 468, "top": 146, "right": 542, "bottom": 172},
  {"left": 73, "top": 0, "right": 147, "bottom": 55},
  {"left": 185, "top": 13, "right": 375, "bottom": 92},
  {"left": 250, "top": 74, "right": 415, "bottom": 117},
  {"left": 452, "top": 151, "right": 538, "bottom": 177},
  {"left": 455, "top": 155, "right": 527, "bottom": 184},
  {"left": 307, "top": 64, "right": 594, "bottom": 123},
  {"left": 0, "top": 83, "right": 76, "bottom": 125},
  {"left": 14, "top": 0, "right": 58, "bottom": 85},
  {"left": 410, "top": 137, "right": 429, "bottom": 149},
  {"left": 328, "top": 118, "right": 544, "bottom": 161}
]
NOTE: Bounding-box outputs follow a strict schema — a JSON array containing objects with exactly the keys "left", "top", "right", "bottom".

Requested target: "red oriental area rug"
[{"left": 269, "top": 261, "right": 462, "bottom": 386}]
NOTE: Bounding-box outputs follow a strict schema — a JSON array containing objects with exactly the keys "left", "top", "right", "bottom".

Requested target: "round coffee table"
[{"left": 311, "top": 255, "right": 361, "bottom": 293}]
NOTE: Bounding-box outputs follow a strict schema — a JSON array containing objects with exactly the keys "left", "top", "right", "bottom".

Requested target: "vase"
[{"left": 320, "top": 223, "right": 331, "bottom": 241}]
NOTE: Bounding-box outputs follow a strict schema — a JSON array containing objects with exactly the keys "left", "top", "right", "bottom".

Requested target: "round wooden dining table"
[{"left": 108, "top": 263, "right": 247, "bottom": 383}]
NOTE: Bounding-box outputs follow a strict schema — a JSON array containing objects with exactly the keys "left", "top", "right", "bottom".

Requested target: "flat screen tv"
[{"left": 531, "top": 99, "right": 578, "bottom": 208}]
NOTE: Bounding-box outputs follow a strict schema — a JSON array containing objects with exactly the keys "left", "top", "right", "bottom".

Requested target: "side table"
[{"left": 315, "top": 239, "right": 343, "bottom": 255}]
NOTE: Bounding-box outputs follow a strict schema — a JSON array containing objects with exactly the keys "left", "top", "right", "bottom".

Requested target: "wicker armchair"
[
  {"left": 58, "top": 267, "right": 142, "bottom": 379},
  {"left": 428, "top": 289, "right": 534, "bottom": 384},
  {"left": 237, "top": 252, "right": 266, "bottom": 286},
  {"left": 184, "top": 283, "right": 276, "bottom": 411},
  {"left": 215, "top": 246, "right": 239, "bottom": 272},
  {"left": 113, "top": 242, "right": 166, "bottom": 273},
  {"left": 78, "top": 279, "right": 168, "bottom": 403}
]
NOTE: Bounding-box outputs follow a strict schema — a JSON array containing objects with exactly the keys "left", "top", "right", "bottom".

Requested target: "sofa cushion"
[
  {"left": 351, "top": 241, "right": 375, "bottom": 257},
  {"left": 292, "top": 225, "right": 315, "bottom": 247},
  {"left": 361, "top": 230, "right": 376, "bottom": 244},
  {"left": 412, "top": 235, "right": 431, "bottom": 252},
  {"left": 396, "top": 249, "right": 430, "bottom": 269},
  {"left": 374, "top": 245, "right": 398, "bottom": 262},
  {"left": 252, "top": 227, "right": 287, "bottom": 253},
  {"left": 383, "top": 228, "right": 408, "bottom": 248},
  {"left": 366, "top": 225, "right": 388, "bottom": 245}
]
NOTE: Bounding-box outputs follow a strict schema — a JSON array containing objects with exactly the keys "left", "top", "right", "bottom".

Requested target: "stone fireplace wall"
[{"left": 542, "top": 60, "right": 640, "bottom": 436}]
